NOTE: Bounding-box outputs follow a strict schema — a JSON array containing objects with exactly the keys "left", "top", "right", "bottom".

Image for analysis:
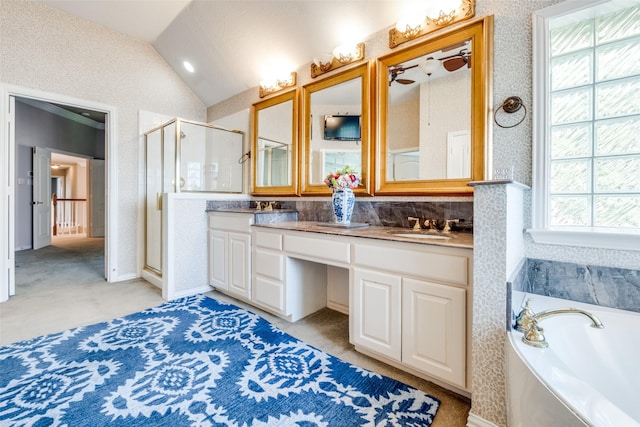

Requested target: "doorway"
[{"left": 1, "top": 87, "right": 116, "bottom": 302}]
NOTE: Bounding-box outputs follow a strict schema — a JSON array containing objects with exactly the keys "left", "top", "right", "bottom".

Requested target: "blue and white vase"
[{"left": 332, "top": 188, "right": 355, "bottom": 224}]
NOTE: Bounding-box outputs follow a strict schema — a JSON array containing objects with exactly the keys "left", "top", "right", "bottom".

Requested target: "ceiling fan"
[
  {"left": 389, "top": 63, "right": 420, "bottom": 86},
  {"left": 439, "top": 48, "right": 471, "bottom": 72},
  {"left": 388, "top": 48, "right": 472, "bottom": 86}
]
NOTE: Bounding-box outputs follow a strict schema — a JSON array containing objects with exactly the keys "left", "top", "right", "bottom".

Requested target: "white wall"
[{"left": 1, "top": 0, "right": 206, "bottom": 280}]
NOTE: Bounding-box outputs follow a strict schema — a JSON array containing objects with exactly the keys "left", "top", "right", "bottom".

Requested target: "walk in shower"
[{"left": 144, "top": 118, "right": 244, "bottom": 276}]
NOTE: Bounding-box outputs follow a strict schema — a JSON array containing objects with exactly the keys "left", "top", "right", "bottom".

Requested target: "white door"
[
  {"left": 89, "top": 159, "right": 105, "bottom": 237},
  {"left": 32, "top": 146, "right": 51, "bottom": 250},
  {"left": 208, "top": 229, "right": 227, "bottom": 289},
  {"left": 446, "top": 130, "right": 471, "bottom": 179},
  {"left": 402, "top": 277, "right": 466, "bottom": 388},
  {"left": 228, "top": 232, "right": 250, "bottom": 299},
  {"left": 352, "top": 268, "right": 402, "bottom": 361}
]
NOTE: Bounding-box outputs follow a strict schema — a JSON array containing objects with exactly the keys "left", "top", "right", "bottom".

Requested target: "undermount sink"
[{"left": 391, "top": 233, "right": 451, "bottom": 240}]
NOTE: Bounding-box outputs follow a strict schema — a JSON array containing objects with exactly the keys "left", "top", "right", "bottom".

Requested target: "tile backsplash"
[
  {"left": 205, "top": 199, "right": 473, "bottom": 230},
  {"left": 512, "top": 258, "right": 640, "bottom": 313}
]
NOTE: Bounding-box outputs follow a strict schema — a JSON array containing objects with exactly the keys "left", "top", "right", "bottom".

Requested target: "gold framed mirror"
[
  {"left": 251, "top": 88, "right": 299, "bottom": 196},
  {"left": 376, "top": 16, "right": 492, "bottom": 195},
  {"left": 300, "top": 62, "right": 374, "bottom": 196}
]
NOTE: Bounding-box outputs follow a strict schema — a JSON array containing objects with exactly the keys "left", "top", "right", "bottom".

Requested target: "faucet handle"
[
  {"left": 407, "top": 216, "right": 421, "bottom": 230},
  {"left": 443, "top": 219, "right": 459, "bottom": 232},
  {"left": 514, "top": 297, "right": 535, "bottom": 332},
  {"left": 522, "top": 318, "right": 548, "bottom": 348}
]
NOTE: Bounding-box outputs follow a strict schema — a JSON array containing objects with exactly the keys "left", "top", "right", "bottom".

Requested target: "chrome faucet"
[
  {"left": 521, "top": 307, "right": 604, "bottom": 348},
  {"left": 407, "top": 216, "right": 421, "bottom": 230}
]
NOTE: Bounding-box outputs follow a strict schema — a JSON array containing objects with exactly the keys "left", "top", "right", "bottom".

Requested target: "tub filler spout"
[{"left": 523, "top": 308, "right": 604, "bottom": 348}]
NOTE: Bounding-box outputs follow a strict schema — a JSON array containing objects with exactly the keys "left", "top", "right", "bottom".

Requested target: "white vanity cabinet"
[
  {"left": 207, "top": 213, "right": 253, "bottom": 300},
  {"left": 252, "top": 230, "right": 286, "bottom": 312},
  {"left": 252, "top": 228, "right": 328, "bottom": 322},
  {"left": 212, "top": 220, "right": 472, "bottom": 393},
  {"left": 352, "top": 241, "right": 471, "bottom": 390}
]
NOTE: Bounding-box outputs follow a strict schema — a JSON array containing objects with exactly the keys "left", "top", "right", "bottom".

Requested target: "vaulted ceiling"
[{"left": 40, "top": 1, "right": 416, "bottom": 107}]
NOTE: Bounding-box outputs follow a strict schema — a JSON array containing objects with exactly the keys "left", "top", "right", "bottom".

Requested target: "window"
[{"left": 531, "top": 0, "right": 640, "bottom": 250}]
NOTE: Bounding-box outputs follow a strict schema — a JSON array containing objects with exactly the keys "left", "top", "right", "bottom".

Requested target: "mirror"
[
  {"left": 251, "top": 89, "right": 298, "bottom": 195},
  {"left": 300, "top": 62, "right": 373, "bottom": 195},
  {"left": 377, "top": 17, "right": 492, "bottom": 195}
]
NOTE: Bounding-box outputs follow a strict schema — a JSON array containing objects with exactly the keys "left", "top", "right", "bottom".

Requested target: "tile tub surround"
[
  {"left": 512, "top": 258, "right": 640, "bottom": 313},
  {"left": 206, "top": 200, "right": 474, "bottom": 230}
]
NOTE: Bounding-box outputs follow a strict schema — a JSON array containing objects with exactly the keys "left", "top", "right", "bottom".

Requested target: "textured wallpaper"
[{"left": 1, "top": 0, "right": 206, "bottom": 280}]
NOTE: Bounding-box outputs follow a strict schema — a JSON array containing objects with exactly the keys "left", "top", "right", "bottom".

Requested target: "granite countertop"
[
  {"left": 207, "top": 207, "right": 298, "bottom": 214},
  {"left": 253, "top": 221, "right": 473, "bottom": 249}
]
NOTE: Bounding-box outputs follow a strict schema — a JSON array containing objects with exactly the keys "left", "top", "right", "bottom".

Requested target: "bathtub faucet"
[{"left": 522, "top": 308, "right": 604, "bottom": 348}]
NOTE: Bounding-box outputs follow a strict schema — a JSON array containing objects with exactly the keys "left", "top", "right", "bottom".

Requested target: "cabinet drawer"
[
  {"left": 285, "top": 234, "right": 350, "bottom": 264},
  {"left": 353, "top": 244, "right": 469, "bottom": 286},
  {"left": 255, "top": 230, "right": 283, "bottom": 250},
  {"left": 255, "top": 250, "right": 284, "bottom": 280},
  {"left": 254, "top": 276, "right": 285, "bottom": 313},
  {"left": 208, "top": 213, "right": 253, "bottom": 232}
]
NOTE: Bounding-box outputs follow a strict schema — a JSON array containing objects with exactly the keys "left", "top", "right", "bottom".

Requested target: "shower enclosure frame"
[{"left": 143, "top": 118, "right": 245, "bottom": 277}]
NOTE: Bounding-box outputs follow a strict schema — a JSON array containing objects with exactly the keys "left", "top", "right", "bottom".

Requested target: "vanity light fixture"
[
  {"left": 258, "top": 71, "right": 297, "bottom": 98},
  {"left": 311, "top": 42, "right": 365, "bottom": 78},
  {"left": 395, "top": 14, "right": 425, "bottom": 39},
  {"left": 389, "top": 0, "right": 475, "bottom": 48}
]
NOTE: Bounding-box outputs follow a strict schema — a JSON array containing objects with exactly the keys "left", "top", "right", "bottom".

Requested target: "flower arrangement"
[{"left": 324, "top": 165, "right": 359, "bottom": 190}]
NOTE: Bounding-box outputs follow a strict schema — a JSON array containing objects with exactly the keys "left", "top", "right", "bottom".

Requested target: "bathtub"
[{"left": 506, "top": 292, "right": 640, "bottom": 427}]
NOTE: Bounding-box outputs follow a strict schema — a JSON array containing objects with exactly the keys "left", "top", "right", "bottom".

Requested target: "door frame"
[{"left": 0, "top": 84, "right": 118, "bottom": 302}]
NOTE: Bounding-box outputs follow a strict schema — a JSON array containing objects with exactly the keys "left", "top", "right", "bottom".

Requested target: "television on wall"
[{"left": 324, "top": 115, "right": 361, "bottom": 141}]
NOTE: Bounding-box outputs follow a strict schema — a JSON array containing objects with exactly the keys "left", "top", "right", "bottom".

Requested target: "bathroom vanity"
[{"left": 207, "top": 212, "right": 473, "bottom": 394}]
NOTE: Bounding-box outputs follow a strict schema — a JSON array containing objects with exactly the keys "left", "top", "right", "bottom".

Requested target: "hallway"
[{"left": 1, "top": 237, "right": 162, "bottom": 345}]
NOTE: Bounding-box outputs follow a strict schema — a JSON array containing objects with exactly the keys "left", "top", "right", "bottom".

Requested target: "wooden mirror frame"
[
  {"left": 251, "top": 88, "right": 299, "bottom": 196},
  {"left": 300, "top": 61, "right": 375, "bottom": 196},
  {"left": 376, "top": 16, "right": 493, "bottom": 196}
]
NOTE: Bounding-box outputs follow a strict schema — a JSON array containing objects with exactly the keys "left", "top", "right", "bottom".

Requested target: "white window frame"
[{"left": 530, "top": 0, "right": 640, "bottom": 251}]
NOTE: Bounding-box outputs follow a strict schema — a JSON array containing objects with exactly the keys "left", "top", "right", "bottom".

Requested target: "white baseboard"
[
  {"left": 467, "top": 412, "right": 500, "bottom": 427},
  {"left": 113, "top": 273, "right": 138, "bottom": 282},
  {"left": 166, "top": 286, "right": 211, "bottom": 301},
  {"left": 141, "top": 269, "right": 162, "bottom": 289},
  {"left": 326, "top": 300, "right": 348, "bottom": 315}
]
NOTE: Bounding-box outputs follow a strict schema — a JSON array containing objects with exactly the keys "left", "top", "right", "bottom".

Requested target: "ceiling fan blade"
[
  {"left": 396, "top": 78, "right": 415, "bottom": 85},
  {"left": 443, "top": 57, "right": 467, "bottom": 72}
]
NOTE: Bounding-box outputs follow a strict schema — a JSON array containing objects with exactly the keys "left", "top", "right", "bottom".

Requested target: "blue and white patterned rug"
[{"left": 0, "top": 295, "right": 440, "bottom": 426}]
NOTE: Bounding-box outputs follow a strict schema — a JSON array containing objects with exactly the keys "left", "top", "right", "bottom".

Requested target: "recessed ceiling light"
[
  {"left": 183, "top": 61, "right": 195, "bottom": 73},
  {"left": 81, "top": 112, "right": 91, "bottom": 117}
]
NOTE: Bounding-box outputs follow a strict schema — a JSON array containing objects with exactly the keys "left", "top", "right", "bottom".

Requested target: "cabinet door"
[
  {"left": 402, "top": 278, "right": 466, "bottom": 388},
  {"left": 352, "top": 268, "right": 401, "bottom": 361},
  {"left": 208, "top": 229, "right": 228, "bottom": 290},
  {"left": 228, "top": 232, "right": 251, "bottom": 299}
]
